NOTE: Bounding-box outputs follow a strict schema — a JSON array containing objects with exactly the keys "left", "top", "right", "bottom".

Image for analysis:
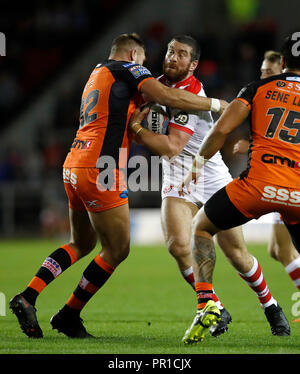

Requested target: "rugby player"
[
  {"left": 234, "top": 51, "right": 300, "bottom": 295},
  {"left": 9, "top": 33, "right": 227, "bottom": 338},
  {"left": 129, "top": 36, "right": 287, "bottom": 339},
  {"left": 178, "top": 33, "right": 300, "bottom": 343}
]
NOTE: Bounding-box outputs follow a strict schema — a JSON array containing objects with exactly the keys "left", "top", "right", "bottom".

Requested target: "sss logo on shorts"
[
  {"left": 63, "top": 169, "right": 78, "bottom": 189},
  {"left": 261, "top": 185, "right": 300, "bottom": 205}
]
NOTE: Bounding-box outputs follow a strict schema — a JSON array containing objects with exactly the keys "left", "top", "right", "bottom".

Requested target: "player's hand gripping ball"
[{"left": 141, "top": 103, "right": 169, "bottom": 134}]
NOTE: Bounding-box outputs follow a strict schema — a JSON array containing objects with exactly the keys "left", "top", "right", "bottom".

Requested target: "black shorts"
[
  {"left": 204, "top": 186, "right": 250, "bottom": 230},
  {"left": 205, "top": 186, "right": 300, "bottom": 253}
]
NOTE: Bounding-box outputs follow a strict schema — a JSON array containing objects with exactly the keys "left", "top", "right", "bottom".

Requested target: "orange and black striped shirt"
[
  {"left": 64, "top": 59, "right": 153, "bottom": 169},
  {"left": 236, "top": 72, "right": 300, "bottom": 188}
]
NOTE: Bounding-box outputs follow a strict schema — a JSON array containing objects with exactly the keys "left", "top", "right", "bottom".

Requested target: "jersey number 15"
[{"left": 265, "top": 107, "right": 300, "bottom": 144}]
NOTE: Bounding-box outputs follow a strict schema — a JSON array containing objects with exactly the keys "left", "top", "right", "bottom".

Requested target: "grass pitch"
[{"left": 1, "top": 238, "right": 300, "bottom": 355}]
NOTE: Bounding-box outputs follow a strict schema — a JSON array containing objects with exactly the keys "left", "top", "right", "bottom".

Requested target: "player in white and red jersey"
[
  {"left": 158, "top": 73, "right": 232, "bottom": 205},
  {"left": 129, "top": 35, "right": 287, "bottom": 339}
]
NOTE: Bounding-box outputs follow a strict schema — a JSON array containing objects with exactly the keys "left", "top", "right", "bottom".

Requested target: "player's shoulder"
[
  {"left": 178, "top": 75, "right": 202, "bottom": 94},
  {"left": 157, "top": 74, "right": 166, "bottom": 84},
  {"left": 95, "top": 60, "right": 152, "bottom": 77},
  {"left": 188, "top": 75, "right": 203, "bottom": 94},
  {"left": 238, "top": 72, "right": 299, "bottom": 97},
  {"left": 120, "top": 62, "right": 152, "bottom": 79}
]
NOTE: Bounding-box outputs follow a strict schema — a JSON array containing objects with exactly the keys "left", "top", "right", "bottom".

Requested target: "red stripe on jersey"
[
  {"left": 168, "top": 122, "right": 194, "bottom": 135},
  {"left": 174, "top": 75, "right": 202, "bottom": 95},
  {"left": 158, "top": 74, "right": 202, "bottom": 95}
]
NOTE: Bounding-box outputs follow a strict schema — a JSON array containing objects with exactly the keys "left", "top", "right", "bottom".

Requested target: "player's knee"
[
  {"left": 270, "top": 245, "right": 298, "bottom": 266},
  {"left": 109, "top": 242, "right": 130, "bottom": 265},
  {"left": 167, "top": 238, "right": 190, "bottom": 260},
  {"left": 72, "top": 237, "right": 97, "bottom": 259},
  {"left": 192, "top": 217, "right": 215, "bottom": 238},
  {"left": 267, "top": 245, "right": 279, "bottom": 262},
  {"left": 118, "top": 244, "right": 130, "bottom": 263},
  {"left": 225, "top": 247, "right": 248, "bottom": 267}
]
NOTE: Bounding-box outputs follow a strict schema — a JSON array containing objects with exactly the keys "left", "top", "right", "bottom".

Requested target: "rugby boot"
[
  {"left": 210, "top": 307, "right": 232, "bottom": 337},
  {"left": 50, "top": 309, "right": 94, "bottom": 338},
  {"left": 182, "top": 300, "right": 221, "bottom": 344},
  {"left": 264, "top": 303, "right": 290, "bottom": 336},
  {"left": 9, "top": 294, "right": 43, "bottom": 338}
]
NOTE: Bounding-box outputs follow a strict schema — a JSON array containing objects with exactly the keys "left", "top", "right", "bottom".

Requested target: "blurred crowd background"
[{"left": 0, "top": 0, "right": 299, "bottom": 236}]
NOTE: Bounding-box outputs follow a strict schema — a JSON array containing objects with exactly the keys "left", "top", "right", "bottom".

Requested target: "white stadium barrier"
[{"left": 130, "top": 209, "right": 274, "bottom": 245}]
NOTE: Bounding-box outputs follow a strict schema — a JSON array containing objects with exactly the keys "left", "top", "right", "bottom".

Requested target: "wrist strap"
[
  {"left": 192, "top": 154, "right": 208, "bottom": 173},
  {"left": 210, "top": 98, "right": 221, "bottom": 113}
]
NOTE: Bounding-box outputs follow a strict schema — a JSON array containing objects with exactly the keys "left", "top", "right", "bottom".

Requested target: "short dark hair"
[
  {"left": 281, "top": 32, "right": 300, "bottom": 69},
  {"left": 264, "top": 50, "right": 281, "bottom": 64},
  {"left": 110, "top": 33, "right": 145, "bottom": 54},
  {"left": 169, "top": 35, "right": 200, "bottom": 61}
]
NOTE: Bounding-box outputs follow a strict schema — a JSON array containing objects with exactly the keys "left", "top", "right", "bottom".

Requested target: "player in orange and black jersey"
[
  {"left": 64, "top": 59, "right": 153, "bottom": 170},
  {"left": 10, "top": 32, "right": 228, "bottom": 339},
  {"left": 233, "top": 51, "right": 300, "bottom": 318},
  {"left": 236, "top": 72, "right": 300, "bottom": 189},
  {"left": 178, "top": 32, "right": 300, "bottom": 343}
]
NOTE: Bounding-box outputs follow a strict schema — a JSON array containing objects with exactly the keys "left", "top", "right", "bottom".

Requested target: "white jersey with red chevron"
[{"left": 158, "top": 74, "right": 232, "bottom": 205}]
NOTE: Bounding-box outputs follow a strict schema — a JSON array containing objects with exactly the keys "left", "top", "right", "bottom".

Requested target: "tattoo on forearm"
[{"left": 192, "top": 235, "right": 216, "bottom": 283}]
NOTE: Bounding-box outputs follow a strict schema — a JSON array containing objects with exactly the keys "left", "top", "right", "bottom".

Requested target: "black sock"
[{"left": 21, "top": 245, "right": 77, "bottom": 306}]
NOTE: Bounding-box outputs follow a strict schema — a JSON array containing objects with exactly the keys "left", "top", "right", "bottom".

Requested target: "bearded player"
[{"left": 130, "top": 35, "right": 288, "bottom": 339}]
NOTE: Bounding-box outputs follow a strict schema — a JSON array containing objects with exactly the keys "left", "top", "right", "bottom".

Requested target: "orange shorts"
[
  {"left": 63, "top": 167, "right": 128, "bottom": 212},
  {"left": 226, "top": 177, "right": 300, "bottom": 225}
]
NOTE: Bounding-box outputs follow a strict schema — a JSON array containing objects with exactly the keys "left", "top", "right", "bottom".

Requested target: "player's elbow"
[
  {"left": 212, "top": 122, "right": 231, "bottom": 138},
  {"left": 163, "top": 141, "right": 182, "bottom": 159},
  {"left": 151, "top": 85, "right": 173, "bottom": 107}
]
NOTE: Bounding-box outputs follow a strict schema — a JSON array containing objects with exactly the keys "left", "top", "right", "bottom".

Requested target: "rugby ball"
[{"left": 141, "top": 103, "right": 169, "bottom": 134}]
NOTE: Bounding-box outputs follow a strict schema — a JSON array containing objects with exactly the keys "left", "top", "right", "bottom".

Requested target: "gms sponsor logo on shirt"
[{"left": 129, "top": 65, "right": 151, "bottom": 79}]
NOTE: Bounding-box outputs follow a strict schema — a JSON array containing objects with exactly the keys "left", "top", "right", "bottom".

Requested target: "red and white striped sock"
[
  {"left": 285, "top": 257, "right": 300, "bottom": 290},
  {"left": 182, "top": 266, "right": 224, "bottom": 309},
  {"left": 238, "top": 256, "right": 277, "bottom": 309},
  {"left": 212, "top": 288, "right": 224, "bottom": 310},
  {"left": 181, "top": 266, "right": 195, "bottom": 289}
]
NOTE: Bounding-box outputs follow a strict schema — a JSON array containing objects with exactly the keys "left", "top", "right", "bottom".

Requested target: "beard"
[{"left": 163, "top": 60, "right": 191, "bottom": 83}]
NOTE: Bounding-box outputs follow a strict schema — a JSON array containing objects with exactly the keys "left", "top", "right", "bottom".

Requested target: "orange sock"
[{"left": 195, "top": 282, "right": 214, "bottom": 310}]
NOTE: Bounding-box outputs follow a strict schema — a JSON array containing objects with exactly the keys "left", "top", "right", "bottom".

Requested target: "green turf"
[{"left": 1, "top": 238, "right": 300, "bottom": 354}]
